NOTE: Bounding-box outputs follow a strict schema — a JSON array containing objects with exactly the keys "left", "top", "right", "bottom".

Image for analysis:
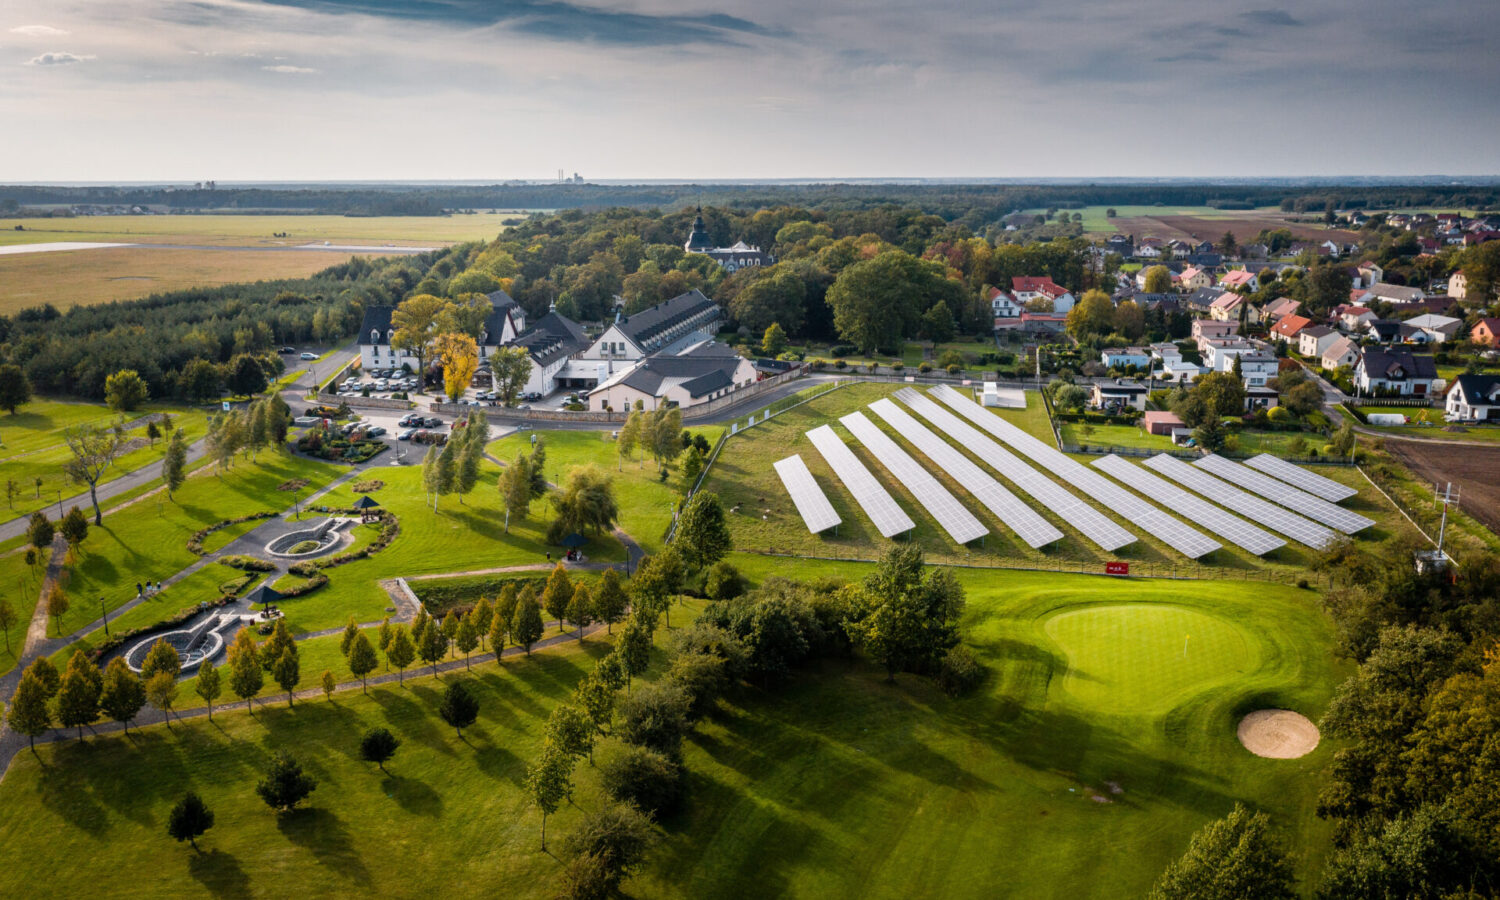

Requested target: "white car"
[{"left": 300, "top": 352, "right": 318, "bottom": 361}]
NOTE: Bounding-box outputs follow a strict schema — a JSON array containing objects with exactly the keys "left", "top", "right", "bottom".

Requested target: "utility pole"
[
  {"left": 1434, "top": 481, "right": 1459, "bottom": 560},
  {"left": 99, "top": 596, "right": 110, "bottom": 635}
]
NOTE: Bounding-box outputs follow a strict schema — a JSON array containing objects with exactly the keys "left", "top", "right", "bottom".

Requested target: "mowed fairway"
[{"left": 0, "top": 559, "right": 1344, "bottom": 899}]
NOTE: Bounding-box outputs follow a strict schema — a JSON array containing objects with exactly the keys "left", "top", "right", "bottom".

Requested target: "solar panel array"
[
  {"left": 839, "top": 412, "right": 989, "bottom": 544},
  {"left": 1141, "top": 454, "right": 1337, "bottom": 549},
  {"left": 867, "top": 398, "right": 1063, "bottom": 549},
  {"left": 1244, "top": 454, "right": 1358, "bottom": 502},
  {"left": 892, "top": 388, "right": 1136, "bottom": 551},
  {"left": 1194, "top": 454, "right": 1374, "bottom": 534},
  {"left": 926, "top": 385, "right": 1220, "bottom": 559},
  {"left": 773, "top": 454, "right": 842, "bottom": 535},
  {"left": 1092, "top": 454, "right": 1286, "bottom": 556},
  {"left": 805, "top": 425, "right": 915, "bottom": 538}
]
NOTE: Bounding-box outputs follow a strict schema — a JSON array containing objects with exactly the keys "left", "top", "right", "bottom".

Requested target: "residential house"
[
  {"left": 1220, "top": 269, "right": 1259, "bottom": 292},
  {"left": 1298, "top": 325, "right": 1338, "bottom": 358},
  {"left": 1444, "top": 374, "right": 1500, "bottom": 421},
  {"left": 1402, "top": 313, "right": 1463, "bottom": 343},
  {"left": 358, "top": 288, "right": 525, "bottom": 371},
  {"left": 1104, "top": 234, "right": 1134, "bottom": 257},
  {"left": 1471, "top": 317, "right": 1500, "bottom": 347},
  {"left": 989, "top": 287, "right": 1023, "bottom": 323},
  {"left": 1191, "top": 319, "right": 1239, "bottom": 347},
  {"left": 1092, "top": 380, "right": 1149, "bottom": 412},
  {"left": 1365, "top": 282, "right": 1426, "bottom": 306},
  {"left": 589, "top": 340, "right": 757, "bottom": 412},
  {"left": 1011, "top": 276, "right": 1076, "bottom": 313},
  {"left": 1321, "top": 337, "right": 1361, "bottom": 371},
  {"left": 1149, "top": 342, "right": 1183, "bottom": 367},
  {"left": 1338, "top": 305, "right": 1377, "bottom": 331},
  {"left": 1356, "top": 261, "right": 1384, "bottom": 288},
  {"left": 1202, "top": 340, "right": 1277, "bottom": 386},
  {"left": 1184, "top": 287, "right": 1229, "bottom": 314},
  {"left": 1366, "top": 319, "right": 1404, "bottom": 344},
  {"left": 1018, "top": 311, "right": 1069, "bottom": 334},
  {"left": 1101, "top": 347, "right": 1152, "bottom": 370},
  {"left": 1245, "top": 386, "right": 1281, "bottom": 412},
  {"left": 1355, "top": 350, "right": 1440, "bottom": 396},
  {"left": 1270, "top": 314, "right": 1313, "bottom": 345},
  {"left": 1209, "top": 293, "right": 1247, "bottom": 322},
  {"left": 1448, "top": 270, "right": 1469, "bottom": 300},
  {"left": 1135, "top": 242, "right": 1163, "bottom": 259},
  {"left": 1258, "top": 297, "right": 1301, "bottom": 324},
  {"left": 1177, "top": 266, "right": 1214, "bottom": 292},
  {"left": 1319, "top": 240, "right": 1342, "bottom": 258}
]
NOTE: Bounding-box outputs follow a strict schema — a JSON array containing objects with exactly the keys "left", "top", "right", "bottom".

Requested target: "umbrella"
[
  {"left": 352, "top": 495, "right": 381, "bottom": 510},
  {"left": 558, "top": 533, "right": 588, "bottom": 548},
  {"left": 245, "top": 584, "right": 283, "bottom": 610}
]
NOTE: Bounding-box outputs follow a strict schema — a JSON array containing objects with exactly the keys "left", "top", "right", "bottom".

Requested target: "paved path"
[{"left": 17, "top": 536, "right": 68, "bottom": 658}]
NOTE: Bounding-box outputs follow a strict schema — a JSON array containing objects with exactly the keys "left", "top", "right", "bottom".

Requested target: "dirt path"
[{"left": 19, "top": 536, "right": 67, "bottom": 658}]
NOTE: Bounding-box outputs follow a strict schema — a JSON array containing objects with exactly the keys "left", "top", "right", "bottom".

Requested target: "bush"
[
  {"left": 936, "top": 646, "right": 986, "bottom": 697},
  {"left": 600, "top": 744, "right": 684, "bottom": 817},
  {"left": 829, "top": 344, "right": 856, "bottom": 357},
  {"left": 891, "top": 361, "right": 905, "bottom": 372},
  {"left": 618, "top": 683, "right": 691, "bottom": 760},
  {"left": 945, "top": 363, "right": 962, "bottom": 375},
  {"left": 703, "top": 561, "right": 744, "bottom": 600},
  {"left": 559, "top": 853, "right": 612, "bottom": 900},
  {"left": 665, "top": 653, "right": 728, "bottom": 720},
  {"left": 560, "top": 803, "right": 657, "bottom": 894},
  {"left": 219, "top": 555, "right": 276, "bottom": 572},
  {"left": 918, "top": 361, "right": 933, "bottom": 373},
  {"left": 833, "top": 359, "right": 847, "bottom": 370}
]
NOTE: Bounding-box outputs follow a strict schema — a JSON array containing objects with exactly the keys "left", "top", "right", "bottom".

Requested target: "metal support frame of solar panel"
[
  {"left": 867, "top": 398, "right": 1063, "bottom": 549},
  {"left": 891, "top": 388, "right": 1136, "bottom": 551},
  {"left": 838, "top": 412, "right": 989, "bottom": 545},
  {"left": 1194, "top": 454, "right": 1374, "bottom": 534},
  {"left": 1141, "top": 454, "right": 1337, "bottom": 549},
  {"left": 1092, "top": 454, "right": 1286, "bottom": 556},
  {"left": 805, "top": 425, "right": 915, "bottom": 538},
  {"left": 773, "top": 454, "right": 842, "bottom": 535},
  {"left": 922, "top": 385, "right": 1219, "bottom": 559},
  {"left": 1243, "top": 453, "right": 1358, "bottom": 502}
]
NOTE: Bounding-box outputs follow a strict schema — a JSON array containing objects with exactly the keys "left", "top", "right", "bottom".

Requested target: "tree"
[
  {"left": 141, "top": 635, "right": 183, "bottom": 681},
  {"left": 1193, "top": 415, "right": 1228, "bottom": 452},
  {"left": 616, "top": 412, "right": 645, "bottom": 473},
  {"left": 434, "top": 332, "right": 479, "bottom": 402},
  {"left": 104, "top": 368, "right": 149, "bottom": 412},
  {"left": 390, "top": 294, "right": 454, "bottom": 391},
  {"left": 592, "top": 569, "right": 628, "bottom": 634},
  {"left": 162, "top": 427, "right": 187, "bottom": 499},
  {"left": 1329, "top": 420, "right": 1356, "bottom": 457},
  {"left": 430, "top": 438, "right": 458, "bottom": 510},
  {"left": 146, "top": 419, "right": 161, "bottom": 447},
  {"left": 453, "top": 618, "right": 480, "bottom": 668},
  {"left": 1147, "top": 804, "right": 1295, "bottom": 900},
  {"left": 761, "top": 321, "right": 788, "bottom": 357},
  {"left": 57, "top": 655, "right": 102, "bottom": 740},
  {"left": 549, "top": 466, "right": 619, "bottom": 544},
  {"left": 511, "top": 593, "right": 544, "bottom": 656},
  {"left": 1283, "top": 380, "right": 1323, "bottom": 416},
  {"left": 852, "top": 546, "right": 965, "bottom": 681},
  {"left": 260, "top": 619, "right": 295, "bottom": 674},
  {"left": 675, "top": 491, "right": 731, "bottom": 569},
  {"left": 1195, "top": 370, "right": 1246, "bottom": 418},
  {"left": 468, "top": 596, "right": 494, "bottom": 650},
  {"left": 1113, "top": 299, "right": 1146, "bottom": 340},
  {"left": 386, "top": 624, "right": 416, "bottom": 684},
  {"left": 525, "top": 744, "right": 574, "bottom": 850},
  {"left": 492, "top": 345, "right": 533, "bottom": 407},
  {"left": 62, "top": 422, "right": 126, "bottom": 525},
  {"left": 632, "top": 547, "right": 684, "bottom": 627},
  {"left": 826, "top": 249, "right": 964, "bottom": 354},
  {"left": 320, "top": 669, "right": 336, "bottom": 701},
  {"left": 59, "top": 505, "right": 89, "bottom": 549},
  {"left": 1065, "top": 289, "right": 1115, "bottom": 340},
  {"left": 27, "top": 656, "right": 60, "bottom": 699},
  {"left": 601, "top": 743, "right": 683, "bottom": 817},
  {"left": 360, "top": 727, "right": 400, "bottom": 773},
  {"left": 541, "top": 562, "right": 575, "bottom": 633},
  {"left": 339, "top": 615, "right": 360, "bottom": 657},
  {"left": 731, "top": 268, "right": 807, "bottom": 334},
  {"left": 618, "top": 682, "right": 690, "bottom": 759},
  {"left": 227, "top": 627, "right": 264, "bottom": 713},
  {"left": 1217, "top": 230, "right": 1238, "bottom": 257},
  {"left": 257, "top": 752, "right": 317, "bottom": 812},
  {"left": 497, "top": 453, "right": 532, "bottom": 533},
  {"left": 618, "top": 619, "right": 654, "bottom": 690},
  {"left": 7, "top": 669, "right": 51, "bottom": 751},
  {"left": 27, "top": 511, "right": 53, "bottom": 551},
  {"left": 566, "top": 584, "right": 594, "bottom": 642},
  {"left": 643, "top": 406, "right": 684, "bottom": 475},
  {"left": 167, "top": 792, "right": 215, "bottom": 851},
  {"left": 0, "top": 363, "right": 32, "bottom": 415},
  {"left": 195, "top": 659, "right": 222, "bottom": 721},
  {"left": 438, "top": 680, "right": 480, "bottom": 736},
  {"left": 100, "top": 657, "right": 147, "bottom": 733},
  {"left": 921, "top": 300, "right": 957, "bottom": 343},
  {"left": 178, "top": 358, "right": 221, "bottom": 404},
  {"left": 0, "top": 595, "right": 15, "bottom": 654},
  {"left": 145, "top": 671, "right": 178, "bottom": 725},
  {"left": 678, "top": 446, "right": 704, "bottom": 489},
  {"left": 453, "top": 413, "right": 485, "bottom": 504},
  {"left": 1143, "top": 265, "right": 1173, "bottom": 293},
  {"left": 528, "top": 439, "right": 550, "bottom": 499},
  {"left": 419, "top": 616, "right": 448, "bottom": 676},
  {"left": 45, "top": 585, "right": 70, "bottom": 635},
  {"left": 346, "top": 631, "right": 378, "bottom": 692}
]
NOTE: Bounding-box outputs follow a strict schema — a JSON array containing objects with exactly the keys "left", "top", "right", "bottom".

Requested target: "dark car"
[
  {"left": 423, "top": 417, "right": 442, "bottom": 428},
  {"left": 279, "top": 346, "right": 296, "bottom": 354}
]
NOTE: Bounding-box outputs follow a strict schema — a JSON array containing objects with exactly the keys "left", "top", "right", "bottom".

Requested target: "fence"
[
  {"left": 1347, "top": 395, "right": 1436, "bottom": 408},
  {"left": 1058, "top": 442, "right": 1353, "bottom": 466},
  {"left": 313, "top": 392, "right": 415, "bottom": 411}
]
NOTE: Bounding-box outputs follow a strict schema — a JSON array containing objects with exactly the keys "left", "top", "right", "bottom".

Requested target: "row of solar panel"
[{"left": 775, "top": 386, "right": 1368, "bottom": 558}]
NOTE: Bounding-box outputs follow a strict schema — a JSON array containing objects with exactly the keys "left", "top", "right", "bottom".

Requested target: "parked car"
[
  {"left": 279, "top": 346, "right": 296, "bottom": 354},
  {"left": 300, "top": 352, "right": 318, "bottom": 361},
  {"left": 398, "top": 413, "right": 420, "bottom": 427},
  {"left": 365, "top": 426, "right": 386, "bottom": 437},
  {"left": 397, "top": 428, "right": 416, "bottom": 441},
  {"left": 423, "top": 417, "right": 442, "bottom": 428}
]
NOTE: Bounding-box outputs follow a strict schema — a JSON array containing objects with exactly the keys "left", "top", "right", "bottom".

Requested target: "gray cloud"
[
  {"left": 261, "top": 63, "right": 318, "bottom": 73},
  {"left": 10, "top": 24, "right": 71, "bottom": 36},
  {"left": 26, "top": 51, "right": 93, "bottom": 65},
  {"left": 1241, "top": 8, "right": 1301, "bottom": 27}
]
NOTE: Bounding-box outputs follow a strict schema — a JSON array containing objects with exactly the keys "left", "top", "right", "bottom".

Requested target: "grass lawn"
[
  {"left": 1060, "top": 422, "right": 1170, "bottom": 451},
  {"left": 0, "top": 537, "right": 48, "bottom": 674},
  {"left": 1349, "top": 406, "right": 1500, "bottom": 444},
  {"left": 0, "top": 567, "right": 1345, "bottom": 899},
  {"left": 0, "top": 400, "right": 211, "bottom": 520}
]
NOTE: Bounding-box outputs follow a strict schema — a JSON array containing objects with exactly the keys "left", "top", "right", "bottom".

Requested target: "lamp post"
[{"left": 99, "top": 596, "right": 109, "bottom": 636}]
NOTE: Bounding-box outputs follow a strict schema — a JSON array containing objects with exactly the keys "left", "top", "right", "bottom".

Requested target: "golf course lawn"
[{"left": 0, "top": 562, "right": 1345, "bottom": 899}]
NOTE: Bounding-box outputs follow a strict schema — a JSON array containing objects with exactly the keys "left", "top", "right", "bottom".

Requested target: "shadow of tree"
[
  {"left": 276, "top": 807, "right": 372, "bottom": 887},
  {"left": 187, "top": 848, "right": 253, "bottom": 900}
]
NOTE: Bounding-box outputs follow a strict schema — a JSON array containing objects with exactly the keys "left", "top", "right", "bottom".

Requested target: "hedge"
[
  {"left": 186, "top": 511, "right": 279, "bottom": 555},
  {"left": 410, "top": 573, "right": 549, "bottom": 617},
  {"left": 273, "top": 572, "right": 330, "bottom": 598},
  {"left": 220, "top": 555, "right": 277, "bottom": 572}
]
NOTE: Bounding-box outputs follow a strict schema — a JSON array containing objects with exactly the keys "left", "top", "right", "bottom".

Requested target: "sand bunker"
[{"left": 1237, "top": 709, "right": 1320, "bottom": 759}]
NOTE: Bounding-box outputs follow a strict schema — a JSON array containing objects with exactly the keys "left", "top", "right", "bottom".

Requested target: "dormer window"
[{"left": 370, "top": 328, "right": 380, "bottom": 344}]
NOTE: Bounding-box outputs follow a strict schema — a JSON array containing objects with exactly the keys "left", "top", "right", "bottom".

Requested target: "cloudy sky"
[{"left": 3, "top": 0, "right": 1498, "bottom": 181}]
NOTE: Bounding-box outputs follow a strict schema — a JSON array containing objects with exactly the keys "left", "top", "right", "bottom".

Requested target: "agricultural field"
[
  {"left": 0, "top": 212, "right": 527, "bottom": 312},
  {"left": 1026, "top": 204, "right": 1360, "bottom": 244},
  {"left": 0, "top": 562, "right": 1345, "bottom": 899},
  {"left": 699, "top": 382, "right": 1420, "bottom": 578}
]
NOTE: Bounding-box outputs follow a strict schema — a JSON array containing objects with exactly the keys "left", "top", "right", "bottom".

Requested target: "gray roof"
[
  {"left": 615, "top": 290, "right": 721, "bottom": 348},
  {"left": 1359, "top": 350, "right": 1438, "bottom": 381},
  {"left": 513, "top": 311, "right": 589, "bottom": 366},
  {"left": 360, "top": 288, "right": 522, "bottom": 348},
  {"left": 617, "top": 345, "right": 744, "bottom": 399}
]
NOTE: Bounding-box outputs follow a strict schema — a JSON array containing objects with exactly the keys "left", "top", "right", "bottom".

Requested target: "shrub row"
[
  {"left": 186, "top": 511, "right": 279, "bottom": 555},
  {"left": 219, "top": 554, "right": 277, "bottom": 572},
  {"left": 411, "top": 573, "right": 548, "bottom": 617},
  {"left": 275, "top": 572, "right": 330, "bottom": 598}
]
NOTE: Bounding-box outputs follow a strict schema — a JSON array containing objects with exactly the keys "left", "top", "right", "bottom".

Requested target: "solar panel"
[
  {"left": 805, "top": 425, "right": 915, "bottom": 538},
  {"left": 773, "top": 454, "right": 842, "bottom": 534},
  {"left": 892, "top": 388, "right": 1136, "bottom": 551},
  {"left": 923, "top": 386, "right": 1219, "bottom": 559},
  {"left": 1141, "top": 454, "right": 1337, "bottom": 549},
  {"left": 1244, "top": 454, "right": 1358, "bottom": 503},
  {"left": 867, "top": 398, "right": 1063, "bottom": 548},
  {"left": 1093, "top": 454, "right": 1286, "bottom": 556},
  {"left": 838, "top": 412, "right": 989, "bottom": 545},
  {"left": 1194, "top": 454, "right": 1374, "bottom": 534}
]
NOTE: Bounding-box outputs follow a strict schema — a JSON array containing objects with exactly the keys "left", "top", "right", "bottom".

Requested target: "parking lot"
[{"left": 325, "top": 360, "right": 569, "bottom": 410}]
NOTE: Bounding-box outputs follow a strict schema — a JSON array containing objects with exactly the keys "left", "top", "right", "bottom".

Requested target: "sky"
[{"left": 3, "top": 0, "right": 1498, "bottom": 181}]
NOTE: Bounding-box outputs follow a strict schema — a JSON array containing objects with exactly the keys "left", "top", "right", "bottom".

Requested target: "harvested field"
[
  {"left": 1383, "top": 439, "right": 1500, "bottom": 535},
  {"left": 1114, "top": 212, "right": 1359, "bottom": 245}
]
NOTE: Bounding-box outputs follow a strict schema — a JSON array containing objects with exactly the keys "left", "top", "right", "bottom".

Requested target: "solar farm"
[{"left": 706, "top": 381, "right": 1407, "bottom": 576}]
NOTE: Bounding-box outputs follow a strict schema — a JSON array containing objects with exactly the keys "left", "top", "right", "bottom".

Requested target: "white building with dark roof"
[
  {"left": 683, "top": 209, "right": 771, "bottom": 272},
  {"left": 589, "top": 340, "right": 757, "bottom": 412},
  {"left": 359, "top": 289, "right": 526, "bottom": 371}
]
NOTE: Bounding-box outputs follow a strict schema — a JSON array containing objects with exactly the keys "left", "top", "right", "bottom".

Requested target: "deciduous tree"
[
  {"left": 257, "top": 752, "right": 317, "bottom": 812},
  {"left": 526, "top": 744, "right": 574, "bottom": 850},
  {"left": 100, "top": 656, "right": 146, "bottom": 733},
  {"left": 674, "top": 491, "right": 731, "bottom": 569},
  {"left": 0, "top": 363, "right": 32, "bottom": 415},
  {"left": 360, "top": 727, "right": 400, "bottom": 772},
  {"left": 511, "top": 592, "right": 544, "bottom": 656},
  {"left": 7, "top": 669, "right": 51, "bottom": 751},
  {"left": 438, "top": 680, "right": 480, "bottom": 736},
  {"left": 1147, "top": 804, "right": 1295, "bottom": 900},
  {"left": 63, "top": 422, "right": 126, "bottom": 525},
  {"left": 434, "top": 332, "right": 479, "bottom": 402},
  {"left": 386, "top": 624, "right": 416, "bottom": 684},
  {"left": 162, "top": 427, "right": 187, "bottom": 499},
  {"left": 195, "top": 659, "right": 221, "bottom": 721},
  {"left": 346, "top": 631, "right": 378, "bottom": 692},
  {"left": 167, "top": 792, "right": 215, "bottom": 851},
  {"left": 104, "top": 368, "right": 148, "bottom": 412}
]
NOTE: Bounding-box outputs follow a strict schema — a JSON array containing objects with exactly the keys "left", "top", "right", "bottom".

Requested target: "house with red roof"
[
  {"left": 1219, "top": 269, "right": 1259, "bottom": 291},
  {"left": 1209, "top": 293, "right": 1246, "bottom": 322},
  {"left": 988, "top": 287, "right": 1023, "bottom": 323},
  {"left": 1338, "top": 305, "right": 1377, "bottom": 331},
  {"left": 1010, "top": 276, "right": 1076, "bottom": 313},
  {"left": 1472, "top": 317, "right": 1500, "bottom": 348},
  {"left": 1270, "top": 314, "right": 1313, "bottom": 343}
]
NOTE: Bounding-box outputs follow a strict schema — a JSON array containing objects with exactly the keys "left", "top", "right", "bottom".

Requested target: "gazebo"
[
  {"left": 353, "top": 494, "right": 382, "bottom": 523},
  {"left": 244, "top": 583, "right": 283, "bottom": 614}
]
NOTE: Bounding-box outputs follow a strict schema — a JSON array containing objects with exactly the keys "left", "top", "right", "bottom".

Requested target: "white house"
[
  {"left": 1321, "top": 337, "right": 1360, "bottom": 371},
  {"left": 1364, "top": 282, "right": 1426, "bottom": 306},
  {"left": 1356, "top": 262, "right": 1384, "bottom": 288},
  {"left": 989, "top": 287, "right": 1023, "bottom": 321},
  {"left": 1010, "top": 276, "right": 1076, "bottom": 313},
  {"left": 1402, "top": 313, "right": 1463, "bottom": 343},
  {"left": 1203, "top": 340, "right": 1277, "bottom": 387},
  {"left": 510, "top": 310, "right": 592, "bottom": 396},
  {"left": 1444, "top": 374, "right": 1500, "bottom": 421},
  {"left": 1101, "top": 347, "right": 1152, "bottom": 369},
  {"left": 359, "top": 289, "right": 525, "bottom": 371},
  {"left": 1298, "top": 325, "right": 1339, "bottom": 358},
  {"left": 588, "top": 341, "right": 757, "bottom": 412},
  {"left": 1355, "top": 350, "right": 1440, "bottom": 396}
]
